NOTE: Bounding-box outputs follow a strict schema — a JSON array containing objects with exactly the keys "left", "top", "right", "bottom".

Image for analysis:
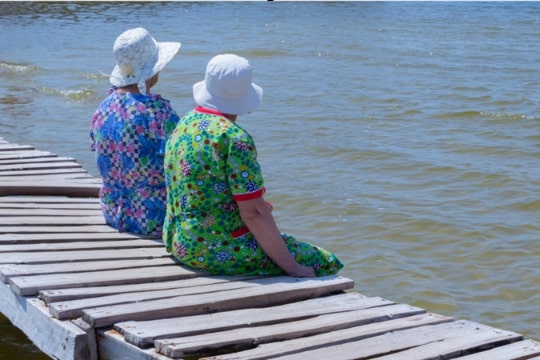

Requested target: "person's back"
[
  {"left": 91, "top": 89, "right": 179, "bottom": 236},
  {"left": 90, "top": 28, "right": 181, "bottom": 237}
]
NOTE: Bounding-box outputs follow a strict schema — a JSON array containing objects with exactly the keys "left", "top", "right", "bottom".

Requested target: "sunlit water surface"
[{"left": 0, "top": 2, "right": 539, "bottom": 357}]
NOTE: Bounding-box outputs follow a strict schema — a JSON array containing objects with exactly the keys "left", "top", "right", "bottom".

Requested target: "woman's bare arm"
[{"left": 237, "top": 196, "right": 315, "bottom": 277}]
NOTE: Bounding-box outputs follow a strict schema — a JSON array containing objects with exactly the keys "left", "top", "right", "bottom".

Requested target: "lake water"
[{"left": 0, "top": 1, "right": 539, "bottom": 358}]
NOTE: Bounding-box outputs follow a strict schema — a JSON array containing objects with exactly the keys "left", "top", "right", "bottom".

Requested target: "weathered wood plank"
[
  {"left": 50, "top": 274, "right": 263, "bottom": 320},
  {"left": 0, "top": 156, "right": 78, "bottom": 166},
  {"left": 0, "top": 247, "right": 168, "bottom": 265},
  {"left": 457, "top": 339, "right": 540, "bottom": 359},
  {"left": 0, "top": 202, "right": 100, "bottom": 210},
  {"left": 373, "top": 322, "right": 523, "bottom": 360},
  {"left": 0, "top": 150, "right": 56, "bottom": 160},
  {"left": 0, "top": 172, "right": 96, "bottom": 180},
  {"left": 0, "top": 160, "right": 82, "bottom": 171},
  {"left": 203, "top": 312, "right": 454, "bottom": 360},
  {"left": 97, "top": 329, "right": 171, "bottom": 360},
  {"left": 0, "top": 257, "right": 174, "bottom": 283},
  {"left": 118, "top": 293, "right": 391, "bottom": 347},
  {"left": 0, "top": 239, "right": 163, "bottom": 253},
  {"left": 0, "top": 182, "right": 99, "bottom": 197},
  {"left": 0, "top": 176, "right": 101, "bottom": 184},
  {"left": 0, "top": 208, "right": 101, "bottom": 216},
  {"left": 270, "top": 320, "right": 521, "bottom": 360},
  {"left": 71, "top": 318, "right": 98, "bottom": 360},
  {"left": 0, "top": 195, "right": 100, "bottom": 204},
  {"left": 0, "top": 215, "right": 106, "bottom": 225},
  {"left": 0, "top": 143, "right": 35, "bottom": 151},
  {"left": 11, "top": 264, "right": 198, "bottom": 297},
  {"left": 0, "top": 232, "right": 139, "bottom": 244},
  {"left": 156, "top": 303, "right": 426, "bottom": 358},
  {"left": 40, "top": 275, "right": 247, "bottom": 303},
  {"left": 83, "top": 276, "right": 354, "bottom": 327},
  {"left": 0, "top": 167, "right": 89, "bottom": 177},
  {"left": 0, "top": 225, "right": 118, "bottom": 233},
  {"left": 0, "top": 281, "right": 91, "bottom": 360}
]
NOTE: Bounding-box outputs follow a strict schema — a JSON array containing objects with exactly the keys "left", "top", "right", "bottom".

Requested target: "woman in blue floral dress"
[
  {"left": 90, "top": 28, "right": 181, "bottom": 237},
  {"left": 164, "top": 54, "right": 344, "bottom": 277}
]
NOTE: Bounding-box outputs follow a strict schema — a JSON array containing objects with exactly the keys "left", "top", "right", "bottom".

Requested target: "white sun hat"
[
  {"left": 193, "top": 54, "right": 263, "bottom": 115},
  {"left": 109, "top": 27, "right": 181, "bottom": 88}
]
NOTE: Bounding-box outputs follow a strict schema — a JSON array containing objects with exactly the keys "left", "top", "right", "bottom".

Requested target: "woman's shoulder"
[{"left": 147, "top": 92, "right": 169, "bottom": 102}]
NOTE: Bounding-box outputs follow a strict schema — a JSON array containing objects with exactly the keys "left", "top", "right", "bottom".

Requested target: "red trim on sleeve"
[
  {"left": 194, "top": 106, "right": 225, "bottom": 116},
  {"left": 231, "top": 226, "right": 250, "bottom": 238},
  {"left": 232, "top": 187, "right": 265, "bottom": 202}
]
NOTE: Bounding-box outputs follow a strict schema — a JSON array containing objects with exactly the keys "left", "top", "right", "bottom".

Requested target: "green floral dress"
[{"left": 163, "top": 106, "right": 343, "bottom": 276}]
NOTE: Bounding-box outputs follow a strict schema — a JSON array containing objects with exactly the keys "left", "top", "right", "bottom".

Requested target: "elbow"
[{"left": 239, "top": 207, "right": 263, "bottom": 223}]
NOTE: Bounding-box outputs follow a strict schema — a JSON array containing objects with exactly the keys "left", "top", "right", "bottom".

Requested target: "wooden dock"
[{"left": 1, "top": 136, "right": 539, "bottom": 360}]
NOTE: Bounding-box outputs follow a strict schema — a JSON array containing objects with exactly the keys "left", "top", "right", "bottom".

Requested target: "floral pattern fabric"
[
  {"left": 163, "top": 107, "right": 344, "bottom": 276},
  {"left": 90, "top": 88, "right": 179, "bottom": 236}
]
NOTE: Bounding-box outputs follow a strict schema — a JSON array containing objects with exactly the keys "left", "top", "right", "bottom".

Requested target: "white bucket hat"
[
  {"left": 109, "top": 27, "right": 181, "bottom": 88},
  {"left": 193, "top": 54, "right": 263, "bottom": 115}
]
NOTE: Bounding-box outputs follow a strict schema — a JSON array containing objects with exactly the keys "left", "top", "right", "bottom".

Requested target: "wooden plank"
[
  {"left": 0, "top": 208, "right": 101, "bottom": 216},
  {"left": 372, "top": 323, "right": 523, "bottom": 360},
  {"left": 0, "top": 161, "right": 82, "bottom": 171},
  {"left": 0, "top": 167, "right": 89, "bottom": 176},
  {"left": 118, "top": 293, "right": 392, "bottom": 347},
  {"left": 0, "top": 215, "right": 106, "bottom": 225},
  {"left": 0, "top": 239, "right": 163, "bottom": 253},
  {"left": 0, "top": 150, "right": 56, "bottom": 160},
  {"left": 457, "top": 339, "right": 540, "bottom": 359},
  {"left": 83, "top": 276, "right": 354, "bottom": 327},
  {"left": 156, "top": 303, "right": 426, "bottom": 358},
  {"left": 0, "top": 202, "right": 100, "bottom": 210},
  {"left": 0, "top": 195, "right": 100, "bottom": 204},
  {"left": 0, "top": 257, "right": 175, "bottom": 282},
  {"left": 11, "top": 263, "right": 197, "bottom": 297},
  {"left": 204, "top": 313, "right": 454, "bottom": 360},
  {"left": 0, "top": 247, "right": 168, "bottom": 265},
  {"left": 50, "top": 274, "right": 262, "bottom": 320},
  {"left": 97, "top": 329, "right": 171, "bottom": 360},
  {"left": 0, "top": 182, "right": 99, "bottom": 197},
  {"left": 0, "top": 172, "right": 96, "bottom": 180},
  {"left": 0, "top": 225, "right": 118, "bottom": 233},
  {"left": 0, "top": 156, "right": 78, "bottom": 166},
  {"left": 40, "top": 276, "right": 249, "bottom": 303},
  {"left": 0, "top": 281, "right": 91, "bottom": 360},
  {"left": 0, "top": 178, "right": 98, "bottom": 185},
  {"left": 71, "top": 318, "right": 98, "bottom": 360},
  {"left": 0, "top": 144, "right": 35, "bottom": 151},
  {"left": 268, "top": 320, "right": 521, "bottom": 360},
  {"left": 0, "top": 232, "right": 139, "bottom": 244}
]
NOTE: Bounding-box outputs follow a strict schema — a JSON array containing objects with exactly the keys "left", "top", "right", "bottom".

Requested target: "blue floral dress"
[
  {"left": 163, "top": 106, "right": 344, "bottom": 276},
  {"left": 90, "top": 88, "right": 179, "bottom": 237}
]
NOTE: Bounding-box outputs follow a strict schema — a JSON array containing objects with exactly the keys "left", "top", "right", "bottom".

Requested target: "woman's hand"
[
  {"left": 237, "top": 196, "right": 316, "bottom": 278},
  {"left": 287, "top": 263, "right": 316, "bottom": 277}
]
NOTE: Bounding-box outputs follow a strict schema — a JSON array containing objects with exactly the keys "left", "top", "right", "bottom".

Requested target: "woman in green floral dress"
[{"left": 163, "top": 54, "right": 343, "bottom": 277}]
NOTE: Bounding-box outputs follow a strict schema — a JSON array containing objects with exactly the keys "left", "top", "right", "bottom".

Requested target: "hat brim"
[
  {"left": 110, "top": 41, "right": 181, "bottom": 87},
  {"left": 152, "top": 41, "right": 181, "bottom": 77},
  {"left": 193, "top": 80, "right": 263, "bottom": 115}
]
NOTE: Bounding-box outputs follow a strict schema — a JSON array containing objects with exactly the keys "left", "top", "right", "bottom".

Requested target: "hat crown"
[
  {"left": 204, "top": 54, "right": 253, "bottom": 99},
  {"left": 192, "top": 53, "right": 262, "bottom": 115},
  {"left": 112, "top": 28, "right": 158, "bottom": 80}
]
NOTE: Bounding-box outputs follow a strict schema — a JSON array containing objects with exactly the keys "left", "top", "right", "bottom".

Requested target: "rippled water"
[{"left": 1, "top": 1, "right": 539, "bottom": 357}]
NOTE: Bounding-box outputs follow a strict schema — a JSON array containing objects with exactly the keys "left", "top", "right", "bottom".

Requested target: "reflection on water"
[
  {"left": 0, "top": 315, "right": 50, "bottom": 360},
  {"left": 0, "top": 1, "right": 539, "bottom": 358}
]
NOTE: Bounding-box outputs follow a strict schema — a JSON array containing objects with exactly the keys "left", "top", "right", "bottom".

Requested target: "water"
[{"left": 1, "top": 2, "right": 539, "bottom": 358}]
